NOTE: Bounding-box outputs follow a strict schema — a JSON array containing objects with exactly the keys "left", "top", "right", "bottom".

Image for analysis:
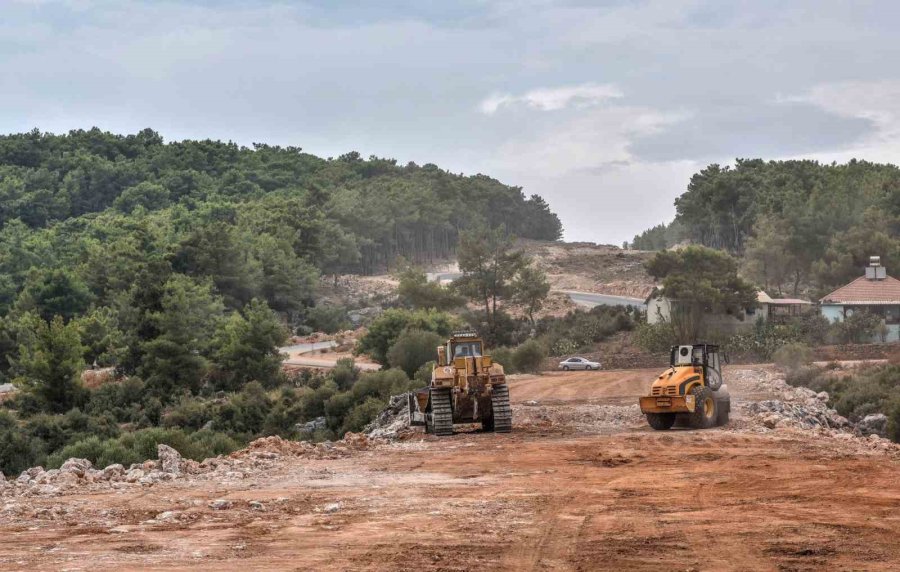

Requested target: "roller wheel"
[
  {"left": 426, "top": 388, "right": 453, "bottom": 436},
  {"left": 490, "top": 384, "right": 512, "bottom": 433},
  {"left": 688, "top": 385, "right": 717, "bottom": 429},
  {"left": 646, "top": 412, "right": 676, "bottom": 430}
]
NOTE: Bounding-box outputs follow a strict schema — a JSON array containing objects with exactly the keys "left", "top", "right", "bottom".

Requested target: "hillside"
[{"left": 520, "top": 239, "right": 655, "bottom": 300}]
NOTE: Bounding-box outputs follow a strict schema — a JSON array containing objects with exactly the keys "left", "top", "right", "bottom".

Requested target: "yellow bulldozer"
[
  {"left": 639, "top": 343, "right": 730, "bottom": 430},
  {"left": 408, "top": 330, "right": 511, "bottom": 436}
]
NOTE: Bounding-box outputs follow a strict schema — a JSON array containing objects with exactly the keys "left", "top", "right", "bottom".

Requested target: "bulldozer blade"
[{"left": 408, "top": 392, "right": 426, "bottom": 426}]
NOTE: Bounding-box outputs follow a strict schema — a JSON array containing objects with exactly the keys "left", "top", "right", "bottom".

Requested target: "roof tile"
[{"left": 820, "top": 275, "right": 900, "bottom": 304}]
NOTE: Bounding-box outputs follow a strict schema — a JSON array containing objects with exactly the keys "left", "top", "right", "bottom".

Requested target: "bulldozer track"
[
  {"left": 429, "top": 387, "right": 454, "bottom": 436},
  {"left": 492, "top": 384, "right": 512, "bottom": 433}
]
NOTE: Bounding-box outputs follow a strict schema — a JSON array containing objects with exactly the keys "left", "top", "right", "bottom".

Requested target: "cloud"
[
  {"left": 478, "top": 83, "right": 623, "bottom": 114},
  {"left": 628, "top": 100, "right": 872, "bottom": 162},
  {"left": 784, "top": 81, "right": 900, "bottom": 144}
]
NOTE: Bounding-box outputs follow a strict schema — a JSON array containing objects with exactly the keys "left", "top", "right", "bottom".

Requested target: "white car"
[{"left": 559, "top": 357, "right": 601, "bottom": 371}]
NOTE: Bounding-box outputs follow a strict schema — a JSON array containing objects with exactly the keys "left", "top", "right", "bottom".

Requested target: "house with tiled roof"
[{"left": 820, "top": 256, "right": 900, "bottom": 342}]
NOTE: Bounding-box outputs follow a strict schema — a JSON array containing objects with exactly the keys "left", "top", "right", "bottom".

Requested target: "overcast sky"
[{"left": 3, "top": 0, "right": 900, "bottom": 243}]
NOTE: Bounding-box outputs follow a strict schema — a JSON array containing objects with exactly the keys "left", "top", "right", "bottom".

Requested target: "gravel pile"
[{"left": 365, "top": 393, "right": 415, "bottom": 440}]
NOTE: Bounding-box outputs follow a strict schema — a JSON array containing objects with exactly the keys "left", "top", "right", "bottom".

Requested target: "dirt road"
[{"left": 2, "top": 368, "right": 898, "bottom": 571}]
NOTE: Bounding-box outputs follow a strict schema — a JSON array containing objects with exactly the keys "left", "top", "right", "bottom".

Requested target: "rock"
[
  {"left": 125, "top": 469, "right": 144, "bottom": 483},
  {"left": 249, "top": 501, "right": 265, "bottom": 511},
  {"left": 816, "top": 391, "right": 829, "bottom": 402},
  {"left": 323, "top": 502, "right": 342, "bottom": 514},
  {"left": 156, "top": 510, "right": 178, "bottom": 521},
  {"left": 141, "top": 460, "right": 158, "bottom": 471},
  {"left": 34, "top": 469, "right": 59, "bottom": 484},
  {"left": 364, "top": 394, "right": 412, "bottom": 440},
  {"left": 17, "top": 467, "right": 45, "bottom": 484},
  {"left": 157, "top": 444, "right": 183, "bottom": 474},
  {"left": 182, "top": 459, "right": 201, "bottom": 474},
  {"left": 762, "top": 414, "right": 781, "bottom": 429},
  {"left": 209, "top": 499, "right": 233, "bottom": 510},
  {"left": 524, "top": 400, "right": 539, "bottom": 406},
  {"left": 103, "top": 464, "right": 126, "bottom": 480},
  {"left": 298, "top": 416, "right": 327, "bottom": 434},
  {"left": 60, "top": 458, "right": 92, "bottom": 477},
  {"left": 857, "top": 413, "right": 888, "bottom": 437}
]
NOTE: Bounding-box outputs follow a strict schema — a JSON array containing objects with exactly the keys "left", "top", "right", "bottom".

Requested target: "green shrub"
[
  {"left": 340, "top": 397, "right": 385, "bottom": 434},
  {"left": 305, "top": 305, "right": 351, "bottom": 334},
  {"left": 387, "top": 329, "right": 444, "bottom": 378},
  {"left": 538, "top": 306, "right": 634, "bottom": 356},
  {"left": 356, "top": 308, "right": 459, "bottom": 365},
  {"left": 413, "top": 361, "right": 435, "bottom": 385},
  {"left": 332, "top": 358, "right": 360, "bottom": 391},
  {"left": 512, "top": 339, "right": 547, "bottom": 374},
  {"left": 772, "top": 343, "right": 814, "bottom": 371},
  {"left": 45, "top": 427, "right": 241, "bottom": 469},
  {"left": 0, "top": 410, "right": 47, "bottom": 476},
  {"left": 161, "top": 395, "right": 215, "bottom": 431},
  {"left": 832, "top": 311, "right": 882, "bottom": 344},
  {"left": 212, "top": 381, "right": 271, "bottom": 436},
  {"left": 635, "top": 322, "right": 677, "bottom": 353},
  {"left": 490, "top": 347, "right": 515, "bottom": 374},
  {"left": 785, "top": 365, "right": 827, "bottom": 391}
]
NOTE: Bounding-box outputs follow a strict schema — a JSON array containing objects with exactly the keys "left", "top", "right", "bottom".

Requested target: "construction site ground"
[{"left": 2, "top": 367, "right": 899, "bottom": 571}]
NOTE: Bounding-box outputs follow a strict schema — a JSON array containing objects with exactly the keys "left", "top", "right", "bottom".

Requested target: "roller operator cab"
[
  {"left": 639, "top": 344, "right": 731, "bottom": 430},
  {"left": 407, "top": 331, "right": 511, "bottom": 436}
]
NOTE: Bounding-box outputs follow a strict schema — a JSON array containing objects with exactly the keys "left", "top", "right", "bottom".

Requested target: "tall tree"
[
  {"left": 139, "top": 275, "right": 225, "bottom": 396},
  {"left": 646, "top": 246, "right": 758, "bottom": 339},
  {"left": 13, "top": 315, "right": 86, "bottom": 412},
  {"left": 511, "top": 264, "right": 550, "bottom": 325},
  {"left": 212, "top": 298, "right": 288, "bottom": 390},
  {"left": 454, "top": 226, "right": 526, "bottom": 336}
]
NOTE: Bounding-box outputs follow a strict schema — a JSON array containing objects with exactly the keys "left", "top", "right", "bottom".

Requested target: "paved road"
[
  {"left": 280, "top": 340, "right": 337, "bottom": 354},
  {"left": 283, "top": 356, "right": 380, "bottom": 370},
  {"left": 558, "top": 290, "right": 646, "bottom": 309}
]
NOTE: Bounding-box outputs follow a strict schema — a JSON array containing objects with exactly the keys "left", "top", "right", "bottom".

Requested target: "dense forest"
[
  {"left": 630, "top": 159, "right": 900, "bottom": 296},
  {"left": 0, "top": 128, "right": 563, "bottom": 475}
]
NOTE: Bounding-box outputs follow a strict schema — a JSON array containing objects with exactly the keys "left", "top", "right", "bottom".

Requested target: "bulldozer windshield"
[{"left": 452, "top": 341, "right": 482, "bottom": 358}]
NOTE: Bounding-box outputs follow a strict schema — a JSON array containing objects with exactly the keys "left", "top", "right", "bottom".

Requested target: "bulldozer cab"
[
  {"left": 451, "top": 339, "right": 482, "bottom": 358},
  {"left": 437, "top": 331, "right": 487, "bottom": 366}
]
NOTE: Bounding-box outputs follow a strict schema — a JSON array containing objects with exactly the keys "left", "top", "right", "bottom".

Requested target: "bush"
[
  {"left": 490, "top": 347, "right": 515, "bottom": 373},
  {"left": 773, "top": 343, "right": 814, "bottom": 371},
  {"left": 0, "top": 410, "right": 47, "bottom": 476},
  {"left": 387, "top": 329, "right": 444, "bottom": 378},
  {"left": 413, "top": 361, "right": 435, "bottom": 385},
  {"left": 726, "top": 319, "right": 800, "bottom": 361},
  {"left": 512, "top": 339, "right": 547, "bottom": 374},
  {"left": 340, "top": 397, "right": 385, "bottom": 434},
  {"left": 305, "top": 305, "right": 351, "bottom": 334},
  {"left": 331, "top": 358, "right": 360, "bottom": 391},
  {"left": 356, "top": 308, "right": 459, "bottom": 366},
  {"left": 45, "top": 426, "right": 241, "bottom": 469},
  {"left": 635, "top": 322, "right": 678, "bottom": 353},
  {"left": 832, "top": 311, "right": 882, "bottom": 344},
  {"left": 212, "top": 381, "right": 272, "bottom": 436},
  {"left": 792, "top": 313, "right": 831, "bottom": 346},
  {"left": 0, "top": 428, "right": 46, "bottom": 475}
]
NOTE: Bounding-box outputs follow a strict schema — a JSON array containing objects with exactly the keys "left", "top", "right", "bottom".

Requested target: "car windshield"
[{"left": 452, "top": 341, "right": 482, "bottom": 358}]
